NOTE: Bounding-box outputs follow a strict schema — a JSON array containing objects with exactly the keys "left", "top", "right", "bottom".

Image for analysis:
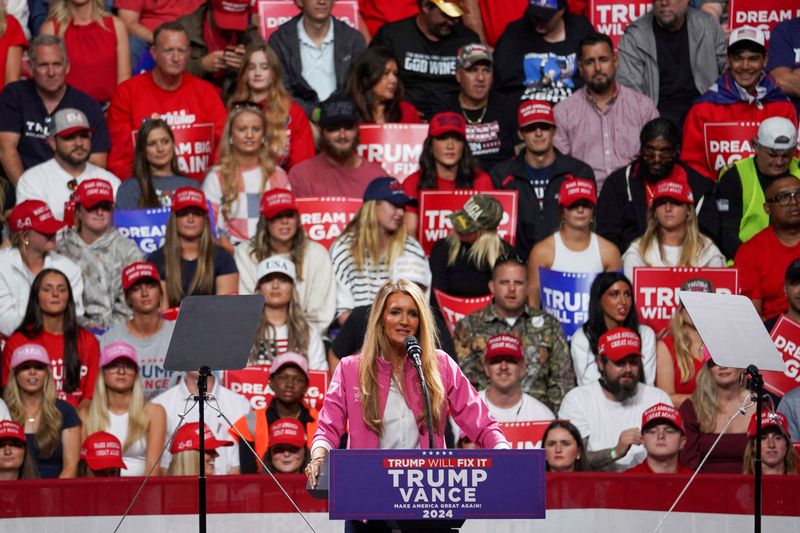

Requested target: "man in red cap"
[
  {"left": 559, "top": 327, "right": 672, "bottom": 471},
  {"left": 627, "top": 403, "right": 692, "bottom": 474}
]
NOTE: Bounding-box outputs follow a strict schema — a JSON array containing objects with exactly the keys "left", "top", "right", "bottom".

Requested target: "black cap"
[{"left": 319, "top": 96, "right": 358, "bottom": 129}]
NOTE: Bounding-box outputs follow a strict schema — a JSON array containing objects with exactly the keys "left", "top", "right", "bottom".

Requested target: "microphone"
[
  {"left": 405, "top": 336, "right": 435, "bottom": 449},
  {"left": 405, "top": 336, "right": 423, "bottom": 368}
]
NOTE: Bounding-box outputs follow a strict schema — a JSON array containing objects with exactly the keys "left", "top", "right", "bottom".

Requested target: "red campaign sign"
[
  {"left": 762, "top": 316, "right": 800, "bottom": 397},
  {"left": 433, "top": 289, "right": 491, "bottom": 335},
  {"left": 499, "top": 421, "right": 554, "bottom": 449},
  {"left": 703, "top": 121, "right": 759, "bottom": 179},
  {"left": 356, "top": 124, "right": 429, "bottom": 182},
  {"left": 589, "top": 0, "right": 652, "bottom": 48},
  {"left": 417, "top": 190, "right": 518, "bottom": 256},
  {"left": 295, "top": 197, "right": 362, "bottom": 249},
  {"left": 221, "top": 365, "right": 329, "bottom": 411},
  {"left": 633, "top": 267, "right": 739, "bottom": 336},
  {"left": 257, "top": 0, "right": 360, "bottom": 40},
  {"left": 728, "top": 0, "right": 800, "bottom": 42},
  {"left": 132, "top": 122, "right": 215, "bottom": 182}
]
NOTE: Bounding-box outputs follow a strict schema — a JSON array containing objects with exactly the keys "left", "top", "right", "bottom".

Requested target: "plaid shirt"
[{"left": 453, "top": 302, "right": 575, "bottom": 413}]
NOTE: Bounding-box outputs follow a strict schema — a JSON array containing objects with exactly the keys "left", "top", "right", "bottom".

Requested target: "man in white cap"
[{"left": 715, "top": 116, "right": 800, "bottom": 259}]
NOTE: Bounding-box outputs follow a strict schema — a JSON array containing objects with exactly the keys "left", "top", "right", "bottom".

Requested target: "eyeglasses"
[
  {"left": 766, "top": 189, "right": 800, "bottom": 206},
  {"left": 272, "top": 374, "right": 306, "bottom": 385}
]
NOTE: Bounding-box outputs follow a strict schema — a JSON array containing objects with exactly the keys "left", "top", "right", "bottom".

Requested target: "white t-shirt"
[
  {"left": 452, "top": 390, "right": 555, "bottom": 443},
  {"left": 558, "top": 381, "right": 672, "bottom": 471},
  {"left": 622, "top": 238, "right": 726, "bottom": 281},
  {"left": 255, "top": 323, "right": 328, "bottom": 371},
  {"left": 151, "top": 378, "right": 251, "bottom": 474},
  {"left": 570, "top": 325, "right": 657, "bottom": 386},
  {"left": 0, "top": 398, "right": 10, "bottom": 420}
]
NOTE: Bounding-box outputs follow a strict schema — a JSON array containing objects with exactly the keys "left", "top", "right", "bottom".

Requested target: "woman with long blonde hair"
[
  {"left": 306, "top": 280, "right": 509, "bottom": 518},
  {"left": 203, "top": 104, "right": 291, "bottom": 254},
  {"left": 3, "top": 343, "right": 81, "bottom": 478},
  {"left": 40, "top": 0, "right": 129, "bottom": 103},
  {"left": 79, "top": 341, "right": 165, "bottom": 476},
  {"left": 623, "top": 179, "right": 724, "bottom": 280},
  {"left": 0, "top": 1, "right": 26, "bottom": 92},
  {"left": 229, "top": 45, "right": 314, "bottom": 170},
  {"left": 329, "top": 177, "right": 426, "bottom": 324},
  {"left": 147, "top": 187, "right": 238, "bottom": 308}
]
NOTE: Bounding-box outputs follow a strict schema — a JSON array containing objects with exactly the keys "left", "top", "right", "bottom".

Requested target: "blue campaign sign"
[
  {"left": 539, "top": 268, "right": 600, "bottom": 341},
  {"left": 114, "top": 202, "right": 217, "bottom": 255},
  {"left": 329, "top": 449, "right": 545, "bottom": 521}
]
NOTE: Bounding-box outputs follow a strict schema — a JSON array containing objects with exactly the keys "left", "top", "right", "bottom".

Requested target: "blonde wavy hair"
[
  {"left": 743, "top": 433, "right": 799, "bottom": 475},
  {"left": 229, "top": 45, "right": 291, "bottom": 163},
  {"left": 163, "top": 211, "right": 215, "bottom": 308},
  {"left": 445, "top": 229, "right": 504, "bottom": 269},
  {"left": 251, "top": 281, "right": 311, "bottom": 364},
  {"left": 668, "top": 307, "right": 700, "bottom": 385},
  {"left": 638, "top": 202, "right": 711, "bottom": 267},
  {"left": 84, "top": 367, "right": 148, "bottom": 452},
  {"left": 359, "top": 280, "right": 444, "bottom": 436},
  {"left": 167, "top": 449, "right": 201, "bottom": 476},
  {"left": 4, "top": 365, "right": 63, "bottom": 459},
  {"left": 690, "top": 364, "right": 745, "bottom": 433},
  {"left": 216, "top": 107, "right": 277, "bottom": 224},
  {"left": 343, "top": 201, "right": 408, "bottom": 272},
  {"left": 47, "top": 0, "right": 110, "bottom": 36},
  {"left": 249, "top": 214, "right": 307, "bottom": 283}
]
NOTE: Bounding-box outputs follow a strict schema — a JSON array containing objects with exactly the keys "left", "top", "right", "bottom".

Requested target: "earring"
[{"left": 23, "top": 239, "right": 30, "bottom": 247}]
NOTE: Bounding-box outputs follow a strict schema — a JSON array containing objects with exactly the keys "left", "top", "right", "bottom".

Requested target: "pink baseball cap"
[
  {"left": 171, "top": 187, "right": 208, "bottom": 213},
  {"left": 260, "top": 189, "right": 298, "bottom": 219},
  {"left": 80, "top": 432, "right": 127, "bottom": 470},
  {"left": 269, "top": 418, "right": 307, "bottom": 449},
  {"left": 748, "top": 411, "right": 791, "bottom": 440},
  {"left": 598, "top": 327, "right": 641, "bottom": 362},
  {"left": 558, "top": 178, "right": 597, "bottom": 207},
  {"left": 270, "top": 352, "right": 309, "bottom": 378},
  {"left": 484, "top": 334, "right": 523, "bottom": 362},
  {"left": 10, "top": 343, "right": 50, "bottom": 370},
  {"left": 518, "top": 100, "right": 555, "bottom": 129},
  {"left": 170, "top": 422, "right": 234, "bottom": 453},
  {"left": 0, "top": 420, "right": 26, "bottom": 444},
  {"left": 8, "top": 200, "right": 65, "bottom": 235},
  {"left": 642, "top": 403, "right": 684, "bottom": 434},
  {"left": 653, "top": 179, "right": 693, "bottom": 204},
  {"left": 75, "top": 179, "right": 114, "bottom": 209},
  {"left": 122, "top": 262, "right": 161, "bottom": 291},
  {"left": 100, "top": 341, "right": 138, "bottom": 369}
]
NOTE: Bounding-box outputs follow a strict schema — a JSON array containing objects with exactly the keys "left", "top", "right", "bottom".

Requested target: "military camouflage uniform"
[{"left": 452, "top": 302, "right": 575, "bottom": 413}]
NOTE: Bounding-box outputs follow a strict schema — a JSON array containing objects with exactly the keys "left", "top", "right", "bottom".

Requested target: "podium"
[{"left": 309, "top": 449, "right": 546, "bottom": 531}]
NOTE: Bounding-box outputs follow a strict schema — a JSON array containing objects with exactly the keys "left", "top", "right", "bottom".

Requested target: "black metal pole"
[
  {"left": 416, "top": 367, "right": 435, "bottom": 449},
  {"left": 196, "top": 366, "right": 211, "bottom": 533},
  {"left": 746, "top": 365, "right": 763, "bottom": 533}
]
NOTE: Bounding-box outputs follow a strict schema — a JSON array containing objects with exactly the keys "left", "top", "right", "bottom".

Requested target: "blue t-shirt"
[
  {"left": 26, "top": 399, "right": 81, "bottom": 479},
  {"left": 148, "top": 244, "right": 238, "bottom": 297},
  {"left": 0, "top": 80, "right": 111, "bottom": 170},
  {"left": 524, "top": 162, "right": 554, "bottom": 210},
  {"left": 766, "top": 18, "right": 800, "bottom": 115}
]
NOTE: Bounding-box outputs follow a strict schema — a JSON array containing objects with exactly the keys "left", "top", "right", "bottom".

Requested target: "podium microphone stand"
[{"left": 745, "top": 365, "right": 766, "bottom": 533}]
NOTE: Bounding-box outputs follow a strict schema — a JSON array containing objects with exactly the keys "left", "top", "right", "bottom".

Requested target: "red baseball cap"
[
  {"left": 122, "top": 262, "right": 161, "bottom": 291},
  {"left": 598, "top": 327, "right": 641, "bottom": 362},
  {"left": 100, "top": 341, "right": 138, "bottom": 369},
  {"left": 171, "top": 187, "right": 208, "bottom": 213},
  {"left": 428, "top": 112, "right": 466, "bottom": 138},
  {"left": 653, "top": 179, "right": 693, "bottom": 204},
  {"left": 558, "top": 178, "right": 596, "bottom": 207},
  {"left": 170, "top": 422, "right": 234, "bottom": 453},
  {"left": 484, "top": 334, "right": 523, "bottom": 362},
  {"left": 641, "top": 403, "right": 684, "bottom": 434},
  {"left": 210, "top": 0, "right": 250, "bottom": 31},
  {"left": 80, "top": 432, "right": 127, "bottom": 471},
  {"left": 8, "top": 200, "right": 64, "bottom": 235},
  {"left": 0, "top": 420, "right": 26, "bottom": 444},
  {"left": 75, "top": 179, "right": 114, "bottom": 209},
  {"left": 269, "top": 418, "right": 307, "bottom": 449},
  {"left": 747, "top": 411, "right": 791, "bottom": 440},
  {"left": 260, "top": 188, "right": 298, "bottom": 219},
  {"left": 518, "top": 100, "right": 555, "bottom": 129}
]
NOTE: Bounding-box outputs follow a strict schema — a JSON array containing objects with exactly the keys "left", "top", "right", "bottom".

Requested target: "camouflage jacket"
[{"left": 452, "top": 302, "right": 576, "bottom": 413}]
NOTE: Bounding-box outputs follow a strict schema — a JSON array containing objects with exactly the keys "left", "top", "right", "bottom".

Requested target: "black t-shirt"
[
  {"left": 653, "top": 19, "right": 700, "bottom": 127},
  {"left": 371, "top": 16, "right": 479, "bottom": 120},
  {"left": 27, "top": 399, "right": 80, "bottom": 479},
  {"left": 433, "top": 93, "right": 517, "bottom": 171},
  {"left": 493, "top": 12, "right": 595, "bottom": 105},
  {"left": 524, "top": 162, "right": 554, "bottom": 209},
  {"left": 148, "top": 244, "right": 238, "bottom": 296},
  {"left": 0, "top": 80, "right": 111, "bottom": 171}
]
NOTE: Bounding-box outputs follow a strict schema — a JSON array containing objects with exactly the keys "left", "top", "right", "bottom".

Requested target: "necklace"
[{"left": 462, "top": 106, "right": 487, "bottom": 125}]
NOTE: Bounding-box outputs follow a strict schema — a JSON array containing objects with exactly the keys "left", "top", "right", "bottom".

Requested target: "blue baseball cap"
[
  {"left": 363, "top": 177, "right": 417, "bottom": 207},
  {"left": 528, "top": 0, "right": 564, "bottom": 20}
]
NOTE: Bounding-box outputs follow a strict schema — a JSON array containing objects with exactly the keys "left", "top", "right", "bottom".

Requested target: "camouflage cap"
[{"left": 449, "top": 194, "right": 503, "bottom": 233}]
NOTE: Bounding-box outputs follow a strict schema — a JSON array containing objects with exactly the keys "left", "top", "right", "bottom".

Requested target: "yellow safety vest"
[{"left": 735, "top": 157, "right": 800, "bottom": 244}]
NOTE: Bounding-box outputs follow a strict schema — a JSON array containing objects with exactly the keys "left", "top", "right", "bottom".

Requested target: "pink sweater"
[{"left": 313, "top": 350, "right": 508, "bottom": 450}]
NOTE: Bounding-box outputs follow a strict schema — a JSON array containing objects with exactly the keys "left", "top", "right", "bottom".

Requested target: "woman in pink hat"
[
  {"left": 2, "top": 343, "right": 81, "bottom": 478},
  {"left": 743, "top": 412, "right": 799, "bottom": 476},
  {"left": 79, "top": 340, "right": 166, "bottom": 477},
  {"left": 166, "top": 421, "right": 234, "bottom": 476},
  {"left": 0, "top": 420, "right": 38, "bottom": 480}
]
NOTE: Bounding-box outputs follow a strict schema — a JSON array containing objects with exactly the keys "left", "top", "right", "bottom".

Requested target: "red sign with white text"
[
  {"left": 133, "top": 123, "right": 215, "bottom": 182},
  {"left": 295, "top": 197, "right": 361, "bottom": 249},
  {"left": 589, "top": 0, "right": 652, "bottom": 48},
  {"left": 763, "top": 316, "right": 800, "bottom": 397},
  {"left": 221, "top": 365, "right": 329, "bottom": 411},
  {"left": 499, "top": 421, "right": 554, "bottom": 450},
  {"left": 357, "top": 124, "right": 428, "bottom": 181},
  {"left": 728, "top": 0, "right": 800, "bottom": 42},
  {"left": 434, "top": 289, "right": 492, "bottom": 335},
  {"left": 703, "top": 121, "right": 760, "bottom": 179},
  {"left": 633, "top": 267, "right": 740, "bottom": 335},
  {"left": 417, "top": 190, "right": 518, "bottom": 256},
  {"left": 257, "top": 0, "right": 360, "bottom": 40}
]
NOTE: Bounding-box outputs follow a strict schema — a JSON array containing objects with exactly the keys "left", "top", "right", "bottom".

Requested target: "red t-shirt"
[
  {"left": 398, "top": 100, "right": 422, "bottom": 124},
  {"left": 401, "top": 169, "right": 496, "bottom": 214},
  {"left": 58, "top": 17, "right": 118, "bottom": 103},
  {"left": 479, "top": 0, "right": 527, "bottom": 47},
  {"left": 0, "top": 15, "right": 26, "bottom": 93},
  {"left": 114, "top": 0, "right": 206, "bottom": 32},
  {"left": 282, "top": 101, "right": 316, "bottom": 170},
  {"left": 2, "top": 329, "right": 100, "bottom": 407},
  {"left": 358, "top": 0, "right": 419, "bottom": 37},
  {"left": 735, "top": 226, "right": 800, "bottom": 319},
  {"left": 626, "top": 460, "right": 694, "bottom": 474},
  {"left": 107, "top": 71, "right": 227, "bottom": 181}
]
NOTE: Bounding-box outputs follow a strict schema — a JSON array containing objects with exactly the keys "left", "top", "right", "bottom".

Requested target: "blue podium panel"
[{"left": 329, "top": 449, "right": 546, "bottom": 520}]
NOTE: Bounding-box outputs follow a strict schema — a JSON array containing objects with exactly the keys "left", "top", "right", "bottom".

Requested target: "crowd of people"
[{"left": 0, "top": 0, "right": 796, "bottom": 492}]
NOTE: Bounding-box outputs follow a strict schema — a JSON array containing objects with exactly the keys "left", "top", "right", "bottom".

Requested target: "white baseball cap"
[
  {"left": 256, "top": 256, "right": 296, "bottom": 284},
  {"left": 756, "top": 117, "right": 797, "bottom": 151}
]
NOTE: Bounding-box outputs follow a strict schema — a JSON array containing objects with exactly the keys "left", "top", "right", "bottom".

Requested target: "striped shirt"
[{"left": 329, "top": 233, "right": 426, "bottom": 313}]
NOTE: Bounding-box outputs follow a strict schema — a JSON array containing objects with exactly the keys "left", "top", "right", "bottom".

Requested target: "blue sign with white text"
[{"left": 539, "top": 268, "right": 600, "bottom": 341}]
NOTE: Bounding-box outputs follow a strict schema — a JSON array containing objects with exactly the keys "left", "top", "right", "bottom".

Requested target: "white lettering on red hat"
[{"left": 15, "top": 216, "right": 32, "bottom": 230}]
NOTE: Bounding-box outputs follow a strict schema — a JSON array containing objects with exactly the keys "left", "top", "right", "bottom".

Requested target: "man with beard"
[
  {"left": 559, "top": 327, "right": 672, "bottom": 471},
  {"left": 596, "top": 118, "right": 717, "bottom": 255},
  {"left": 288, "top": 96, "right": 384, "bottom": 198},
  {"left": 370, "top": 0, "right": 478, "bottom": 120},
  {"left": 553, "top": 33, "right": 659, "bottom": 190},
  {"left": 16, "top": 108, "right": 120, "bottom": 221}
]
